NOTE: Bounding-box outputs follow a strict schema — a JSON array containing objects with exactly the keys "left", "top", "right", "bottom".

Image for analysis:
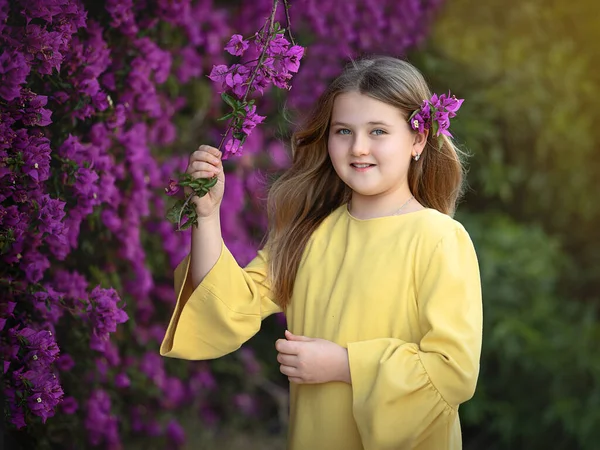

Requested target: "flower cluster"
[
  {"left": 409, "top": 92, "right": 464, "bottom": 146},
  {"left": 208, "top": 30, "right": 304, "bottom": 158}
]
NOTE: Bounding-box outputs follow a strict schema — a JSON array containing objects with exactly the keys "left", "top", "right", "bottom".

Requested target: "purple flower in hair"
[{"left": 409, "top": 91, "right": 464, "bottom": 143}]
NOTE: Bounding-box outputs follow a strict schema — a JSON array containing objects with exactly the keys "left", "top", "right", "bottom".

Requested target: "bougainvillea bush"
[{"left": 0, "top": 0, "right": 443, "bottom": 448}]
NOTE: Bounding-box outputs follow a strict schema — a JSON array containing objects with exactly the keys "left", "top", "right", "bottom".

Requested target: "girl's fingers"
[
  {"left": 189, "top": 153, "right": 221, "bottom": 168},
  {"left": 189, "top": 170, "right": 216, "bottom": 180},
  {"left": 190, "top": 160, "right": 219, "bottom": 173},
  {"left": 277, "top": 353, "right": 296, "bottom": 367},
  {"left": 288, "top": 377, "right": 304, "bottom": 384},
  {"left": 192, "top": 145, "right": 222, "bottom": 161},
  {"left": 198, "top": 144, "right": 221, "bottom": 157},
  {"left": 279, "top": 365, "right": 298, "bottom": 377}
]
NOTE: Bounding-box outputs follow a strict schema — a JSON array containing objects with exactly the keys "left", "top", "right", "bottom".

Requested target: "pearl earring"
[{"left": 413, "top": 153, "right": 421, "bottom": 161}]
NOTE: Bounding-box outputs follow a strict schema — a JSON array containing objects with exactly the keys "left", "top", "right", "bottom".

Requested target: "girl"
[{"left": 160, "top": 56, "right": 482, "bottom": 450}]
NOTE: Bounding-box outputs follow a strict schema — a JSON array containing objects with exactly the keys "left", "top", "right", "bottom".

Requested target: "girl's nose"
[{"left": 350, "top": 134, "right": 370, "bottom": 157}]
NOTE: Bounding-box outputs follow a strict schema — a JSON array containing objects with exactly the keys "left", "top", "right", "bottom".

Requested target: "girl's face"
[{"left": 328, "top": 91, "right": 426, "bottom": 202}]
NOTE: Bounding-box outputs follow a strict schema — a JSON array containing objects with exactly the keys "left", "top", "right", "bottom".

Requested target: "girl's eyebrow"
[{"left": 330, "top": 121, "right": 392, "bottom": 127}]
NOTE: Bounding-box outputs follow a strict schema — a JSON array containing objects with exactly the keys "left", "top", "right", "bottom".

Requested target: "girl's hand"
[
  {"left": 275, "top": 330, "right": 351, "bottom": 385},
  {"left": 185, "top": 145, "right": 225, "bottom": 219}
]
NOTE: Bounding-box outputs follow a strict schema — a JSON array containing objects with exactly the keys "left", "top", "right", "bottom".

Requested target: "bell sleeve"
[
  {"left": 160, "top": 241, "right": 281, "bottom": 360},
  {"left": 347, "top": 227, "right": 483, "bottom": 450}
]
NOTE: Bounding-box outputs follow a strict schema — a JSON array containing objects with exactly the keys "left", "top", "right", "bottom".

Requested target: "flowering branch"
[
  {"left": 283, "top": 0, "right": 296, "bottom": 46},
  {"left": 166, "top": 0, "right": 305, "bottom": 230}
]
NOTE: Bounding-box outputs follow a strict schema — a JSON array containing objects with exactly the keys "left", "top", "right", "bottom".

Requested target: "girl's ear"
[{"left": 412, "top": 129, "right": 429, "bottom": 157}]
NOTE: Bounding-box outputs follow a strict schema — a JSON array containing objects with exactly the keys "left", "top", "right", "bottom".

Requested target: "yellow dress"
[{"left": 160, "top": 205, "right": 483, "bottom": 450}]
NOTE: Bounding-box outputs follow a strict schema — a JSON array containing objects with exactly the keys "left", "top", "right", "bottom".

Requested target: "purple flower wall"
[{"left": 0, "top": 0, "right": 443, "bottom": 447}]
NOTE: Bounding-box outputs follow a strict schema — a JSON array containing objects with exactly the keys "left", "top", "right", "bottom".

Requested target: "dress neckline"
[{"left": 343, "top": 203, "right": 434, "bottom": 223}]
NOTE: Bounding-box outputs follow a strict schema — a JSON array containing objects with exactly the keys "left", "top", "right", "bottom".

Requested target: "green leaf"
[
  {"left": 179, "top": 219, "right": 195, "bottom": 230},
  {"left": 217, "top": 112, "right": 234, "bottom": 121},
  {"left": 221, "top": 92, "right": 237, "bottom": 109},
  {"left": 166, "top": 201, "right": 184, "bottom": 223},
  {"left": 205, "top": 177, "right": 219, "bottom": 189}
]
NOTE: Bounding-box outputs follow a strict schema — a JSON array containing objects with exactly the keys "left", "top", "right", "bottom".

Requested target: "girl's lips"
[{"left": 350, "top": 163, "right": 376, "bottom": 172}]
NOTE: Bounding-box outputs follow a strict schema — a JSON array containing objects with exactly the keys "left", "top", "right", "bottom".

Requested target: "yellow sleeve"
[
  {"left": 347, "top": 227, "right": 483, "bottom": 450},
  {"left": 160, "top": 241, "right": 281, "bottom": 360}
]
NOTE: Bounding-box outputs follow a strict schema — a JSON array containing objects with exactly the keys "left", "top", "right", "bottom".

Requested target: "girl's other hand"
[{"left": 275, "top": 330, "right": 351, "bottom": 385}]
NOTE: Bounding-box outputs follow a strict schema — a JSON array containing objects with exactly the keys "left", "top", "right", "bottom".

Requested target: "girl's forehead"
[{"left": 331, "top": 92, "right": 403, "bottom": 122}]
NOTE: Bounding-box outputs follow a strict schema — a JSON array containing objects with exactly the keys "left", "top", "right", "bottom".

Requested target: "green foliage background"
[{"left": 407, "top": 0, "right": 600, "bottom": 448}]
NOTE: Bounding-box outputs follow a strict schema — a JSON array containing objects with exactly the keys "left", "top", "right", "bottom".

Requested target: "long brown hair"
[{"left": 266, "top": 56, "right": 467, "bottom": 308}]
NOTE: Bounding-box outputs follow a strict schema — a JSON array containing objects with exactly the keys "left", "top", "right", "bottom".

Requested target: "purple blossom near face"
[
  {"left": 410, "top": 92, "right": 463, "bottom": 137},
  {"left": 225, "top": 34, "right": 250, "bottom": 56},
  {"left": 410, "top": 112, "right": 428, "bottom": 133},
  {"left": 0, "top": 51, "right": 31, "bottom": 101}
]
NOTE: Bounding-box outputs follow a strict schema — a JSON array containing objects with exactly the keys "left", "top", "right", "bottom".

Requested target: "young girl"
[{"left": 160, "top": 56, "right": 482, "bottom": 450}]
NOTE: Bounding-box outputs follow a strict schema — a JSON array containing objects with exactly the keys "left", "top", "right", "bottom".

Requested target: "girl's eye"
[
  {"left": 371, "top": 129, "right": 386, "bottom": 136},
  {"left": 336, "top": 128, "right": 352, "bottom": 135}
]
